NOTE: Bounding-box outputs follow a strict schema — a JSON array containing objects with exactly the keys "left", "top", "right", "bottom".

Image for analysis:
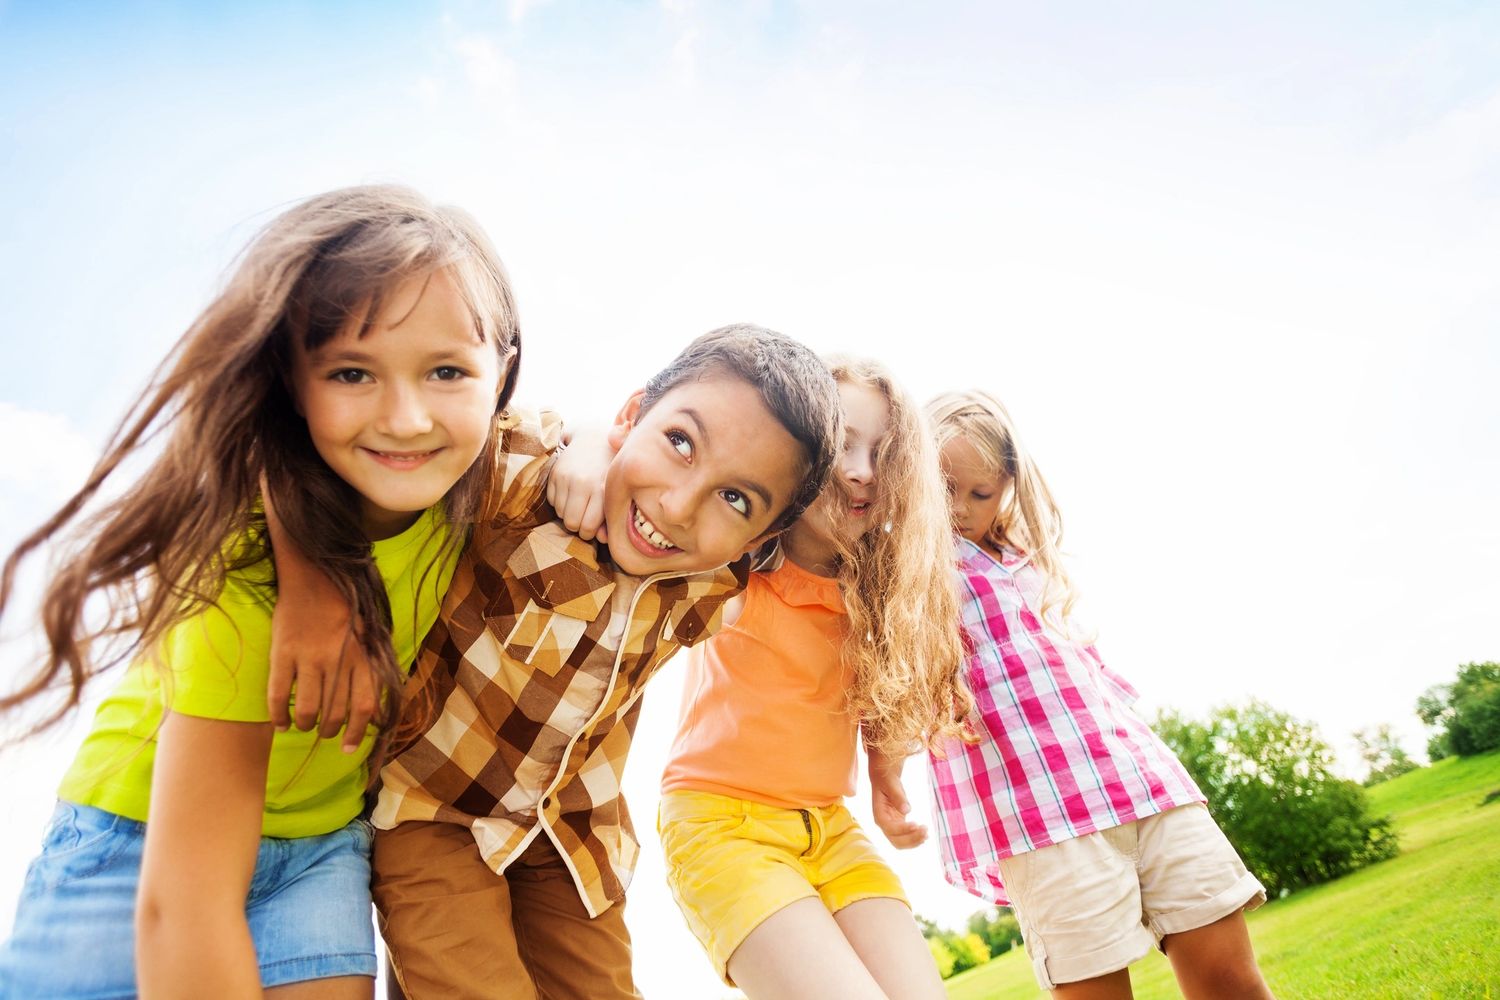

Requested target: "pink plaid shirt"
[{"left": 929, "top": 538, "right": 1204, "bottom": 905}]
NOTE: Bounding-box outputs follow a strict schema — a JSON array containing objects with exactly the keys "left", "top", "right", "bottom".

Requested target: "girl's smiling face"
[
  {"left": 790, "top": 381, "right": 892, "bottom": 561},
  {"left": 291, "top": 269, "right": 506, "bottom": 539},
  {"left": 940, "top": 434, "right": 1008, "bottom": 548}
]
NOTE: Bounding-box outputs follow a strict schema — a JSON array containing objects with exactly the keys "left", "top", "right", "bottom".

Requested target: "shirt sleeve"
[
  {"left": 480, "top": 407, "right": 564, "bottom": 523},
  {"left": 159, "top": 569, "right": 276, "bottom": 723}
]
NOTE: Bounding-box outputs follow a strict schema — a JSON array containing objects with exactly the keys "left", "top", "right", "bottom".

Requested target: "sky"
[{"left": 1, "top": 2, "right": 1498, "bottom": 997}]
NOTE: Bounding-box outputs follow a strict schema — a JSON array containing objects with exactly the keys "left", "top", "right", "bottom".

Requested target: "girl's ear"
[
  {"left": 738, "top": 528, "right": 783, "bottom": 560},
  {"left": 606, "top": 389, "right": 646, "bottom": 451}
]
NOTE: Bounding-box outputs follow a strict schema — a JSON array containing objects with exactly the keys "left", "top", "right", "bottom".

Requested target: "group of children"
[{"left": 0, "top": 186, "right": 1275, "bottom": 999}]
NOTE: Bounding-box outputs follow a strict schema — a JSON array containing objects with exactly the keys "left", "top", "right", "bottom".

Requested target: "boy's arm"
[
  {"left": 867, "top": 744, "right": 928, "bottom": 849},
  {"left": 136, "top": 712, "right": 271, "bottom": 998},
  {"left": 264, "top": 488, "right": 375, "bottom": 752}
]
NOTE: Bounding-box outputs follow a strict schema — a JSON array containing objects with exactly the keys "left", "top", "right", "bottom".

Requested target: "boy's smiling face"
[{"left": 601, "top": 374, "right": 804, "bottom": 577}]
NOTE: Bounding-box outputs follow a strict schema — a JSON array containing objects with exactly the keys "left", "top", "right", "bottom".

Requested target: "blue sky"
[{"left": 3, "top": 2, "right": 1499, "bottom": 995}]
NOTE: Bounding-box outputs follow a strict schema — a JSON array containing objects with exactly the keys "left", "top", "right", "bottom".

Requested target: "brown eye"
[{"left": 719, "top": 489, "right": 750, "bottom": 517}]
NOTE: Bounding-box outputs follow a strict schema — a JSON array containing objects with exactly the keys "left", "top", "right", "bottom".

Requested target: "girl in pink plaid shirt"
[{"left": 926, "top": 390, "right": 1274, "bottom": 1000}]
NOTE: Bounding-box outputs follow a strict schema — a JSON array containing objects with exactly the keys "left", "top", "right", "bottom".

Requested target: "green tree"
[
  {"left": 1416, "top": 683, "right": 1454, "bottom": 760},
  {"left": 951, "top": 933, "right": 991, "bottom": 972},
  {"left": 1155, "top": 700, "right": 1399, "bottom": 897},
  {"left": 1353, "top": 724, "right": 1419, "bottom": 785},
  {"left": 1419, "top": 662, "right": 1500, "bottom": 758},
  {"left": 966, "top": 906, "right": 1023, "bottom": 957},
  {"left": 925, "top": 935, "right": 956, "bottom": 979}
]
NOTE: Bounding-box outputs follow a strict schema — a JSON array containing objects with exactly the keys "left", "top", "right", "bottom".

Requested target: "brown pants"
[{"left": 373, "top": 821, "right": 641, "bottom": 1000}]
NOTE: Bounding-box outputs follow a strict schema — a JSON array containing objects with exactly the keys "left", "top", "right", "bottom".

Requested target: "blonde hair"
[
  {"left": 820, "top": 358, "right": 973, "bottom": 755},
  {"left": 927, "top": 389, "right": 1081, "bottom": 629}
]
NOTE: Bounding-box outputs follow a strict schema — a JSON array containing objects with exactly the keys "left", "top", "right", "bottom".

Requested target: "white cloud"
[
  {"left": 451, "top": 33, "right": 515, "bottom": 96},
  {"left": 510, "top": 0, "right": 553, "bottom": 25},
  {"left": 0, "top": 403, "right": 96, "bottom": 515}
]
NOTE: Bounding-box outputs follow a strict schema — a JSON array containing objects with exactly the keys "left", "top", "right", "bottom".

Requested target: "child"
[
  {"left": 270, "top": 325, "right": 843, "bottom": 998},
  {"left": 552, "top": 357, "right": 971, "bottom": 998},
  {"left": 925, "top": 389, "right": 1274, "bottom": 999},
  {"left": 0, "top": 185, "right": 522, "bottom": 998}
]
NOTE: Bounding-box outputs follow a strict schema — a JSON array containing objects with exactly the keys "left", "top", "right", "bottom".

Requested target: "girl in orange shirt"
[{"left": 551, "top": 356, "right": 970, "bottom": 999}]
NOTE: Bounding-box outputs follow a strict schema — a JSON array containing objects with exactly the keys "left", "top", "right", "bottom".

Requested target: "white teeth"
[{"left": 633, "top": 506, "right": 675, "bottom": 550}]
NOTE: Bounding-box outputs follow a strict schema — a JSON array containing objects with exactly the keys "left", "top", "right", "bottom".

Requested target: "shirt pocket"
[
  {"left": 485, "top": 523, "right": 615, "bottom": 678},
  {"left": 659, "top": 591, "right": 732, "bottom": 648}
]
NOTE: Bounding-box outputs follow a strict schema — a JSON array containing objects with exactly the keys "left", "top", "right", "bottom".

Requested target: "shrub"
[
  {"left": 926, "top": 935, "right": 956, "bottom": 979},
  {"left": 967, "top": 906, "right": 1023, "bottom": 957},
  {"left": 1155, "top": 700, "right": 1399, "bottom": 896},
  {"left": 919, "top": 912, "right": 1008, "bottom": 978},
  {"left": 1450, "top": 663, "right": 1500, "bottom": 756}
]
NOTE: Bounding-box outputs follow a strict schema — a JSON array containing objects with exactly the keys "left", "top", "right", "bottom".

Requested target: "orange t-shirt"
[{"left": 660, "top": 557, "right": 857, "bottom": 809}]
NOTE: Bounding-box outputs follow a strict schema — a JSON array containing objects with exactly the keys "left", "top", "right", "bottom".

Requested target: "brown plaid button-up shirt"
[{"left": 372, "top": 408, "right": 748, "bottom": 916}]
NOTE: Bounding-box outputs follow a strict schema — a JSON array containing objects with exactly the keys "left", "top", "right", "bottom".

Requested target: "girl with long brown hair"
[{"left": 0, "top": 185, "right": 520, "bottom": 999}]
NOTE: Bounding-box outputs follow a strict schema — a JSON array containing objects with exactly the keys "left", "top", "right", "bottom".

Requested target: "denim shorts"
[{"left": 0, "top": 801, "right": 377, "bottom": 998}]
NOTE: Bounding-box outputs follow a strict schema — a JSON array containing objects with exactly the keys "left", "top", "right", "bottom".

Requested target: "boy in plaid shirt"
[{"left": 272, "top": 325, "right": 841, "bottom": 999}]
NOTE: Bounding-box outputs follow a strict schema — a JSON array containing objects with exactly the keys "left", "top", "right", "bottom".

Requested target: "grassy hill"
[{"left": 945, "top": 750, "right": 1500, "bottom": 999}]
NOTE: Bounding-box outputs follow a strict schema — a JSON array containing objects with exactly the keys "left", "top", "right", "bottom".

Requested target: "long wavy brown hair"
[
  {"left": 817, "top": 358, "right": 973, "bottom": 755},
  {"left": 0, "top": 185, "right": 521, "bottom": 751}
]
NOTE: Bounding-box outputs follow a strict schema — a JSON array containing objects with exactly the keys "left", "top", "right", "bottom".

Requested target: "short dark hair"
[{"left": 641, "top": 323, "right": 841, "bottom": 532}]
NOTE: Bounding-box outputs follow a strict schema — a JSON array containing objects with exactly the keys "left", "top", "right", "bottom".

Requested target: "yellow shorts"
[{"left": 658, "top": 789, "right": 908, "bottom": 984}]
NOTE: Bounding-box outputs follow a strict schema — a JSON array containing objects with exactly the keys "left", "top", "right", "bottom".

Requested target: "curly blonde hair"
[
  {"left": 819, "top": 358, "right": 973, "bottom": 755},
  {"left": 927, "top": 389, "right": 1082, "bottom": 630}
]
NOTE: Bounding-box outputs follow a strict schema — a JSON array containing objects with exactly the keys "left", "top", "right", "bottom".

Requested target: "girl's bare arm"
[{"left": 136, "top": 713, "right": 272, "bottom": 999}]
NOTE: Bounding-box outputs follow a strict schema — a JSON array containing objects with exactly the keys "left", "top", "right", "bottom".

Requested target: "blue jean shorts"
[{"left": 0, "top": 801, "right": 377, "bottom": 998}]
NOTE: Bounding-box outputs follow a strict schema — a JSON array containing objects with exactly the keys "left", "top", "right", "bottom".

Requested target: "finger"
[
  {"left": 563, "top": 487, "right": 592, "bottom": 539},
  {"left": 292, "top": 663, "right": 324, "bottom": 731},
  {"left": 342, "top": 645, "right": 378, "bottom": 754},
  {"left": 580, "top": 485, "right": 606, "bottom": 541},
  {"left": 550, "top": 480, "right": 576, "bottom": 529},
  {"left": 267, "top": 648, "right": 294, "bottom": 732},
  {"left": 319, "top": 646, "right": 353, "bottom": 740},
  {"left": 893, "top": 829, "right": 928, "bottom": 849}
]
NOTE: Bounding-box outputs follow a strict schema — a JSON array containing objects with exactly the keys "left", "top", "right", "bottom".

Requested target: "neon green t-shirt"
[{"left": 58, "top": 507, "right": 458, "bottom": 838}]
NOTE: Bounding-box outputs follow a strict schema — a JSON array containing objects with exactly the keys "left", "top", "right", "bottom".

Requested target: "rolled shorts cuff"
[
  {"left": 1150, "top": 870, "right": 1267, "bottom": 938},
  {"left": 1021, "top": 915, "right": 1156, "bottom": 990},
  {"left": 260, "top": 951, "right": 379, "bottom": 988}
]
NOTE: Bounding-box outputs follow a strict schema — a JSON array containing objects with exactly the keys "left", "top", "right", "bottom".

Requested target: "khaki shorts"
[
  {"left": 999, "top": 803, "right": 1266, "bottom": 990},
  {"left": 659, "top": 790, "right": 908, "bottom": 985}
]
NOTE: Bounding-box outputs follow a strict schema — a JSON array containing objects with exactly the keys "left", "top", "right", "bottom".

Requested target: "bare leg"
[
  {"left": 832, "top": 898, "right": 945, "bottom": 1000},
  {"left": 727, "top": 897, "right": 888, "bottom": 1000},
  {"left": 1051, "top": 968, "right": 1133, "bottom": 1000},
  {"left": 1162, "top": 910, "right": 1274, "bottom": 1000},
  {"left": 266, "top": 976, "right": 374, "bottom": 999}
]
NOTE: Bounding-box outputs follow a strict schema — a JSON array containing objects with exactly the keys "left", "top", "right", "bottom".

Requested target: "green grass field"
[{"left": 944, "top": 750, "right": 1500, "bottom": 999}]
